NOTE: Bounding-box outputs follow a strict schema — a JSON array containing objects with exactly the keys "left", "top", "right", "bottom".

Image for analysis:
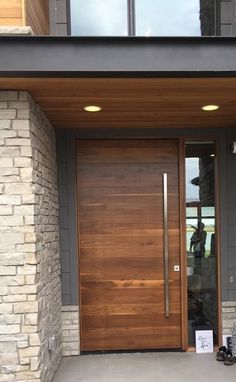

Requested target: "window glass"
[
  {"left": 185, "top": 142, "right": 218, "bottom": 347},
  {"left": 186, "top": 207, "right": 198, "bottom": 218},
  {"left": 71, "top": 0, "right": 128, "bottom": 36},
  {"left": 135, "top": 0, "right": 217, "bottom": 36}
]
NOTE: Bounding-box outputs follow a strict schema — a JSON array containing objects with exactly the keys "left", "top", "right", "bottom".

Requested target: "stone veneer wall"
[
  {"left": 0, "top": 91, "right": 62, "bottom": 382},
  {"left": 62, "top": 306, "right": 79, "bottom": 356},
  {"left": 222, "top": 301, "right": 236, "bottom": 335}
]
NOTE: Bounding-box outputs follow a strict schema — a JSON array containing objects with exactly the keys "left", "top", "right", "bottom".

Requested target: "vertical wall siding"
[
  {"left": 25, "top": 0, "right": 49, "bottom": 35},
  {"left": 57, "top": 130, "right": 77, "bottom": 305},
  {"left": 0, "top": 0, "right": 23, "bottom": 27},
  {"left": 225, "top": 128, "right": 236, "bottom": 299},
  {"left": 50, "top": 0, "right": 69, "bottom": 35},
  {"left": 221, "top": 0, "right": 236, "bottom": 36},
  {"left": 56, "top": 127, "right": 236, "bottom": 305}
]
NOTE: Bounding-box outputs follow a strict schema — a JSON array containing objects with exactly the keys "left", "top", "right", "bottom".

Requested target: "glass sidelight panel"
[{"left": 185, "top": 142, "right": 218, "bottom": 346}]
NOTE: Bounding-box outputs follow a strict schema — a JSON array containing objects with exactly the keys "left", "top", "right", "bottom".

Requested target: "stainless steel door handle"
[{"left": 163, "top": 173, "right": 169, "bottom": 318}]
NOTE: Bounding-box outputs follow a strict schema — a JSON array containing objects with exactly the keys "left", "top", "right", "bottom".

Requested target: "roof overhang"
[
  {"left": 0, "top": 36, "right": 236, "bottom": 76},
  {"left": 1, "top": 37, "right": 236, "bottom": 130}
]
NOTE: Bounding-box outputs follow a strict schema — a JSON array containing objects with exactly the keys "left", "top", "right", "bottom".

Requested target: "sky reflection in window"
[
  {"left": 136, "top": 0, "right": 201, "bottom": 36},
  {"left": 71, "top": 0, "right": 128, "bottom": 36}
]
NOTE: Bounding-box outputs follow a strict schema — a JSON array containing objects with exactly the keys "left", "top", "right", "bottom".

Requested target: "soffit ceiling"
[{"left": 0, "top": 77, "right": 236, "bottom": 129}]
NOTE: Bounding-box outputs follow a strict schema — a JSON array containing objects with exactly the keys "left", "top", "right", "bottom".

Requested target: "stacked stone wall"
[
  {"left": 222, "top": 301, "right": 236, "bottom": 335},
  {"left": 62, "top": 306, "right": 79, "bottom": 356},
  {"left": 0, "top": 91, "right": 62, "bottom": 382},
  {"left": 30, "top": 94, "right": 62, "bottom": 381}
]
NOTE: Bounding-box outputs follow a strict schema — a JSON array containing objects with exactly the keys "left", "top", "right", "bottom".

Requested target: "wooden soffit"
[{"left": 0, "top": 77, "right": 236, "bottom": 129}]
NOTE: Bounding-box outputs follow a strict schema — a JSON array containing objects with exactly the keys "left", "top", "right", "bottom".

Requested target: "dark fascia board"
[{"left": 1, "top": 36, "right": 236, "bottom": 76}]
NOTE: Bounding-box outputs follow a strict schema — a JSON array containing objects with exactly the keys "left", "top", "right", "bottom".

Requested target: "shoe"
[
  {"left": 216, "top": 346, "right": 227, "bottom": 361},
  {"left": 223, "top": 350, "right": 236, "bottom": 366}
]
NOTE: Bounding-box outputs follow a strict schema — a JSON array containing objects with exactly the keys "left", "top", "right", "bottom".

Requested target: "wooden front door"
[{"left": 77, "top": 140, "right": 181, "bottom": 351}]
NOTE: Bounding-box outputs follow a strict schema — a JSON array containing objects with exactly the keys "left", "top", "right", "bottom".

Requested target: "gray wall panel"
[
  {"left": 229, "top": 247, "right": 236, "bottom": 267},
  {"left": 50, "top": 0, "right": 69, "bottom": 35},
  {"left": 57, "top": 127, "right": 236, "bottom": 304},
  {"left": 61, "top": 250, "right": 70, "bottom": 272}
]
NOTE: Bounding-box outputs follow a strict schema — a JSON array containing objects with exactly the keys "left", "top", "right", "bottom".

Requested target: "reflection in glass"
[
  {"left": 136, "top": 0, "right": 201, "bottom": 36},
  {"left": 71, "top": 0, "right": 220, "bottom": 37},
  {"left": 185, "top": 142, "right": 218, "bottom": 346},
  {"left": 70, "top": 0, "right": 128, "bottom": 36}
]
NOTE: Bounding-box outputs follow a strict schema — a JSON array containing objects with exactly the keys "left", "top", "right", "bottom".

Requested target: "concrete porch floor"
[{"left": 53, "top": 352, "right": 236, "bottom": 382}]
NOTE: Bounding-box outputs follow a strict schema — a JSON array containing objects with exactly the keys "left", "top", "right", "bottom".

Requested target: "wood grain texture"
[
  {"left": 0, "top": 77, "right": 236, "bottom": 129},
  {"left": 25, "top": 0, "right": 49, "bottom": 35},
  {"left": 0, "top": 0, "right": 23, "bottom": 26},
  {"left": 77, "top": 140, "right": 181, "bottom": 351}
]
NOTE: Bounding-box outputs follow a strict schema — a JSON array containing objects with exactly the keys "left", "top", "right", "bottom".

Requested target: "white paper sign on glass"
[{"left": 195, "top": 330, "right": 213, "bottom": 354}]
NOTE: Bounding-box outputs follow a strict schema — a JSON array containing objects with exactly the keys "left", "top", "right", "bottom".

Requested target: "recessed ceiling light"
[
  {"left": 210, "top": 154, "right": 215, "bottom": 157},
  {"left": 84, "top": 105, "right": 102, "bottom": 112},
  {"left": 201, "top": 105, "right": 220, "bottom": 111}
]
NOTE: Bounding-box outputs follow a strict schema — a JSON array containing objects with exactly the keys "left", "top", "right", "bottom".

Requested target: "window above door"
[{"left": 70, "top": 0, "right": 221, "bottom": 37}]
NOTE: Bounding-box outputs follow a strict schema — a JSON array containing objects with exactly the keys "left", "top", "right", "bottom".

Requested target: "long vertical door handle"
[{"left": 163, "top": 173, "right": 170, "bottom": 318}]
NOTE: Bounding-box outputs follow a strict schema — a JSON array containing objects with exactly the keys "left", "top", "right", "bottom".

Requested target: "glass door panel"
[{"left": 185, "top": 142, "right": 218, "bottom": 346}]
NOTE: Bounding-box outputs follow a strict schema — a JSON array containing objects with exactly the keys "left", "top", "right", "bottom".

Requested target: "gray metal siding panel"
[
  {"left": 57, "top": 129, "right": 72, "bottom": 305},
  {"left": 66, "top": 133, "right": 78, "bottom": 305},
  {"left": 224, "top": 128, "right": 236, "bottom": 299},
  {"left": 218, "top": 131, "right": 228, "bottom": 301},
  {"left": 50, "top": 0, "right": 69, "bottom": 36},
  {"left": 221, "top": 1, "right": 233, "bottom": 24}
]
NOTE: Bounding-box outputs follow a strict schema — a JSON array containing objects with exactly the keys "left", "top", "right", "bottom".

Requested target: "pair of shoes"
[
  {"left": 224, "top": 350, "right": 236, "bottom": 366},
  {"left": 216, "top": 346, "right": 227, "bottom": 361}
]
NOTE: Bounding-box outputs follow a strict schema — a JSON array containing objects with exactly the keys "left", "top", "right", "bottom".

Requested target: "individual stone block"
[
  {"left": 14, "top": 157, "right": 32, "bottom": 168},
  {"left": 18, "top": 346, "right": 40, "bottom": 357},
  {"left": 14, "top": 205, "right": 34, "bottom": 216},
  {"left": 13, "top": 302, "right": 38, "bottom": 314},
  {"left": 0, "top": 304, "right": 13, "bottom": 314},
  {"left": 9, "top": 285, "right": 37, "bottom": 295},
  {"left": 0, "top": 120, "right": 11, "bottom": 130},
  {"left": 0, "top": 342, "right": 16, "bottom": 353},
  {"left": 0, "top": 130, "right": 16, "bottom": 139},
  {"left": 0, "top": 215, "right": 23, "bottom": 226},
  {"left": 17, "top": 264, "right": 37, "bottom": 275},
  {"left": 0, "top": 91, "right": 18, "bottom": 101},
  {"left": 3, "top": 295, "right": 27, "bottom": 303},
  {"left": 0, "top": 254, "right": 24, "bottom": 266},
  {"left": 0, "top": 315, "right": 21, "bottom": 324},
  {"left": 0, "top": 195, "right": 21, "bottom": 205},
  {"left": 17, "top": 130, "right": 31, "bottom": 138},
  {"left": 0, "top": 110, "right": 16, "bottom": 119},
  {"left": 20, "top": 167, "right": 33, "bottom": 182},
  {"left": 0, "top": 158, "right": 13, "bottom": 168},
  {"left": 24, "top": 314, "right": 38, "bottom": 326},
  {"left": 29, "top": 333, "right": 40, "bottom": 346},
  {"left": 0, "top": 147, "right": 20, "bottom": 158},
  {"left": 5, "top": 183, "right": 32, "bottom": 195},
  {"left": 0, "top": 266, "right": 16, "bottom": 276},
  {"left": 17, "top": 109, "right": 30, "bottom": 119},
  {"left": 0, "top": 205, "right": 13, "bottom": 215},
  {"left": 12, "top": 120, "right": 30, "bottom": 130},
  {"left": 8, "top": 102, "right": 30, "bottom": 110},
  {"left": 0, "top": 325, "right": 20, "bottom": 334}
]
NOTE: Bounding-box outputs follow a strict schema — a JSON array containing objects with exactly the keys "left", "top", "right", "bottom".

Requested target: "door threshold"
[{"left": 81, "top": 349, "right": 184, "bottom": 355}]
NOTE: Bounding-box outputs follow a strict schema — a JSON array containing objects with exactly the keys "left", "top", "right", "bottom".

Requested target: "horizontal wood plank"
[
  {"left": 78, "top": 140, "right": 181, "bottom": 351},
  {"left": 0, "top": 77, "right": 236, "bottom": 129}
]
